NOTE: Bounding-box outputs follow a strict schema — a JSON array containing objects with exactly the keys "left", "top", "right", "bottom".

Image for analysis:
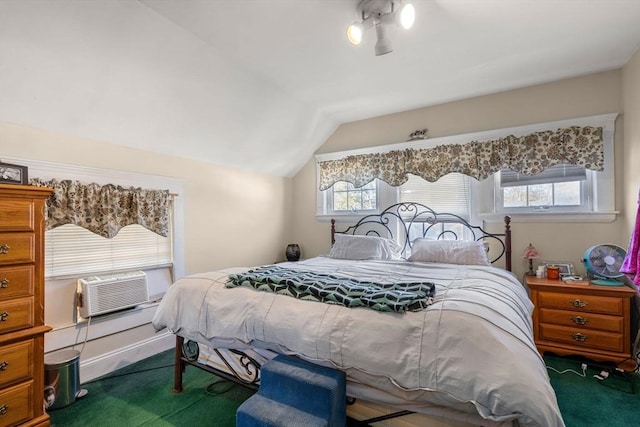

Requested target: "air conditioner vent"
[{"left": 78, "top": 271, "right": 149, "bottom": 318}]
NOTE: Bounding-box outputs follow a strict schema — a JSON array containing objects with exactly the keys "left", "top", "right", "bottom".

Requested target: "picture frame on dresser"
[{"left": 0, "top": 161, "right": 28, "bottom": 185}]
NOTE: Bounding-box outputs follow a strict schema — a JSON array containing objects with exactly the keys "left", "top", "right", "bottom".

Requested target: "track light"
[
  {"left": 346, "top": 0, "right": 415, "bottom": 56},
  {"left": 374, "top": 22, "right": 392, "bottom": 56}
]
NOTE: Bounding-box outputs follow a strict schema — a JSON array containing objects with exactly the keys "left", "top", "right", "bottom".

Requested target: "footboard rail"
[{"left": 173, "top": 335, "right": 261, "bottom": 393}]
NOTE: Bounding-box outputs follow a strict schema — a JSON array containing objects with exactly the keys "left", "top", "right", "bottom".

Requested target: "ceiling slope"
[{"left": 1, "top": 0, "right": 639, "bottom": 176}]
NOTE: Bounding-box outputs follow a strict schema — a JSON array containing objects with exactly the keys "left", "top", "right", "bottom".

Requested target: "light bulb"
[
  {"left": 347, "top": 23, "right": 363, "bottom": 45},
  {"left": 400, "top": 3, "right": 415, "bottom": 29}
]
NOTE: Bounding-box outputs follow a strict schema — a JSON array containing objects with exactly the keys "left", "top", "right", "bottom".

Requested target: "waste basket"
[{"left": 44, "top": 349, "right": 81, "bottom": 410}]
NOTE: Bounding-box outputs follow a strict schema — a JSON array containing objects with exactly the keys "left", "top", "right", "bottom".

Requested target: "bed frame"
[
  {"left": 171, "top": 203, "right": 513, "bottom": 425},
  {"left": 332, "top": 202, "right": 512, "bottom": 270}
]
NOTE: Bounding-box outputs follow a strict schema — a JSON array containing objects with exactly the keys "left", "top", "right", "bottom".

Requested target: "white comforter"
[{"left": 152, "top": 257, "right": 565, "bottom": 427}]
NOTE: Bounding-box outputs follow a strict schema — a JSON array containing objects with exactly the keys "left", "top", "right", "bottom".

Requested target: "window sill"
[{"left": 479, "top": 211, "right": 619, "bottom": 223}]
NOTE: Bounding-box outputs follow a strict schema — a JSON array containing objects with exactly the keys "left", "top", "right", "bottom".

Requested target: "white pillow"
[
  {"left": 408, "top": 239, "right": 490, "bottom": 266},
  {"left": 328, "top": 234, "right": 402, "bottom": 260}
]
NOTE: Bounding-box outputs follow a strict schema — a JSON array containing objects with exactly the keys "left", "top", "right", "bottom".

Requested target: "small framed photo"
[
  {"left": 543, "top": 261, "right": 575, "bottom": 276},
  {"left": 0, "top": 162, "right": 29, "bottom": 185}
]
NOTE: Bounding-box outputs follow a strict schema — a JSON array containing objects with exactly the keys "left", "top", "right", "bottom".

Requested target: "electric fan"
[{"left": 582, "top": 244, "right": 627, "bottom": 286}]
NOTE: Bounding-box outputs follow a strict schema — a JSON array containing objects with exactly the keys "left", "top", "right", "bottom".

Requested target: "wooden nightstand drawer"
[
  {"left": 538, "top": 291, "right": 624, "bottom": 315},
  {"left": 0, "top": 265, "right": 34, "bottom": 301},
  {"left": 0, "top": 298, "right": 34, "bottom": 334},
  {"left": 539, "top": 323, "right": 624, "bottom": 353},
  {"left": 0, "top": 380, "right": 34, "bottom": 427},
  {"left": 0, "top": 340, "right": 34, "bottom": 388},
  {"left": 0, "top": 233, "right": 35, "bottom": 266},
  {"left": 527, "top": 276, "right": 636, "bottom": 369},
  {"left": 0, "top": 200, "right": 34, "bottom": 232},
  {"left": 539, "top": 308, "right": 623, "bottom": 333}
]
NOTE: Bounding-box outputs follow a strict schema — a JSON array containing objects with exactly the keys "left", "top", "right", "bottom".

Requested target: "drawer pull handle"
[
  {"left": 0, "top": 278, "right": 7, "bottom": 288},
  {"left": 0, "top": 312, "right": 8, "bottom": 322},
  {"left": 569, "top": 299, "right": 587, "bottom": 308},
  {"left": 571, "top": 316, "right": 589, "bottom": 325},
  {"left": 0, "top": 244, "right": 8, "bottom": 254},
  {"left": 571, "top": 332, "right": 588, "bottom": 342},
  {"left": 0, "top": 361, "right": 7, "bottom": 371},
  {"left": 0, "top": 404, "right": 6, "bottom": 415}
]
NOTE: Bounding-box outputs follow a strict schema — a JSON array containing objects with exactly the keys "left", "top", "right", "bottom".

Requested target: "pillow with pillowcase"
[
  {"left": 408, "top": 239, "right": 490, "bottom": 266},
  {"left": 328, "top": 234, "right": 403, "bottom": 260}
]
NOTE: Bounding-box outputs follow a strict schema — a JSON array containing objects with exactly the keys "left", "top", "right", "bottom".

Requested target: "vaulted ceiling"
[{"left": 1, "top": 0, "right": 639, "bottom": 176}]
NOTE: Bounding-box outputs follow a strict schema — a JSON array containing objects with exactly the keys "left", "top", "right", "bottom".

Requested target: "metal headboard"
[{"left": 331, "top": 202, "right": 512, "bottom": 271}]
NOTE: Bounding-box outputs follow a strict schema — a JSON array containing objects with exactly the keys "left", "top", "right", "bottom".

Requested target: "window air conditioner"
[{"left": 78, "top": 271, "right": 149, "bottom": 318}]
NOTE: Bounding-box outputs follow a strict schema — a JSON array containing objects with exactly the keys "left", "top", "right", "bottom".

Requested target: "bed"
[{"left": 152, "top": 203, "right": 565, "bottom": 427}]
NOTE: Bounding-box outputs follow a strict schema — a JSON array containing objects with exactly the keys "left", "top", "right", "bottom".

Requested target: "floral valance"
[
  {"left": 319, "top": 126, "right": 603, "bottom": 190},
  {"left": 29, "top": 178, "right": 171, "bottom": 238}
]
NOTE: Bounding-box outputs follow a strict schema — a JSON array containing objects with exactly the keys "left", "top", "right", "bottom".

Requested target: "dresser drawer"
[
  {"left": 539, "top": 308, "right": 624, "bottom": 333},
  {"left": 0, "top": 298, "right": 34, "bottom": 334},
  {"left": 0, "top": 340, "right": 33, "bottom": 388},
  {"left": 539, "top": 323, "right": 624, "bottom": 353},
  {"left": 0, "top": 233, "right": 35, "bottom": 266},
  {"left": 0, "top": 266, "right": 34, "bottom": 301},
  {"left": 0, "top": 200, "right": 34, "bottom": 233},
  {"left": 537, "top": 292, "right": 624, "bottom": 315},
  {"left": 0, "top": 380, "right": 34, "bottom": 427}
]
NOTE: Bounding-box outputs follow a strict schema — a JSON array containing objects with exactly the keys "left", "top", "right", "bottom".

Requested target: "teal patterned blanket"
[{"left": 226, "top": 265, "right": 435, "bottom": 313}]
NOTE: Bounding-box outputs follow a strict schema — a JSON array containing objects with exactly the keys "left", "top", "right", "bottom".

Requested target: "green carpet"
[
  {"left": 48, "top": 350, "right": 254, "bottom": 427},
  {"left": 49, "top": 350, "right": 640, "bottom": 426},
  {"left": 544, "top": 354, "right": 640, "bottom": 427}
]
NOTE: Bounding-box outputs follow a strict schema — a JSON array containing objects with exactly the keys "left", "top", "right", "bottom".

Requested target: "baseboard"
[{"left": 79, "top": 331, "right": 174, "bottom": 383}]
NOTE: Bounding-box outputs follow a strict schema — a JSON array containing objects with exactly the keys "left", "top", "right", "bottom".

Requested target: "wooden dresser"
[
  {"left": 0, "top": 184, "right": 52, "bottom": 427},
  {"left": 527, "top": 276, "right": 637, "bottom": 369}
]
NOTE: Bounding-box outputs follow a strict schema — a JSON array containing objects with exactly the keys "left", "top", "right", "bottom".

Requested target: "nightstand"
[{"left": 526, "top": 276, "right": 637, "bottom": 369}]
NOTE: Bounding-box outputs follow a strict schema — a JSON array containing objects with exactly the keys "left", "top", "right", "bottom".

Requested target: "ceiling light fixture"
[{"left": 346, "top": 0, "right": 415, "bottom": 56}]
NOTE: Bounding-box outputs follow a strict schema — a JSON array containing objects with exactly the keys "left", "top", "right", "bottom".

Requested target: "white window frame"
[
  {"left": 479, "top": 113, "right": 617, "bottom": 223},
  {"left": 1, "top": 156, "right": 185, "bottom": 283},
  {"left": 316, "top": 113, "right": 617, "bottom": 224},
  {"left": 326, "top": 180, "right": 379, "bottom": 215},
  {"left": 494, "top": 164, "right": 592, "bottom": 213}
]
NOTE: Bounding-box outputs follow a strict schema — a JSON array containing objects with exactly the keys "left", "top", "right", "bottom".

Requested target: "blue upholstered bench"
[{"left": 236, "top": 354, "right": 346, "bottom": 427}]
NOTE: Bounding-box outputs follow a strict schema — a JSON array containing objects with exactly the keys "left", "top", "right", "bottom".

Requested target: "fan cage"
[{"left": 582, "top": 244, "right": 626, "bottom": 279}]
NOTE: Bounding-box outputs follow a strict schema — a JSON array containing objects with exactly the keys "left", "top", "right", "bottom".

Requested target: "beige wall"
[
  {"left": 292, "top": 70, "right": 626, "bottom": 279},
  {"left": 0, "top": 121, "right": 293, "bottom": 374},
  {"left": 0, "top": 121, "right": 293, "bottom": 272},
  {"left": 622, "top": 49, "right": 640, "bottom": 244}
]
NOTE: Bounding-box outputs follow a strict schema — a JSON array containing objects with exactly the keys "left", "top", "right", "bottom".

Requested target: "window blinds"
[
  {"left": 44, "top": 224, "right": 173, "bottom": 278},
  {"left": 500, "top": 164, "right": 587, "bottom": 187},
  {"left": 399, "top": 173, "right": 471, "bottom": 218}
]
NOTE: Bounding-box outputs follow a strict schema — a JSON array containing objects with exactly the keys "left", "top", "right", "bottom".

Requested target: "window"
[
  {"left": 1, "top": 155, "right": 185, "bottom": 284},
  {"left": 318, "top": 173, "right": 472, "bottom": 221},
  {"left": 317, "top": 113, "right": 617, "bottom": 222},
  {"left": 496, "top": 164, "right": 591, "bottom": 213},
  {"left": 399, "top": 173, "right": 471, "bottom": 218},
  {"left": 45, "top": 223, "right": 173, "bottom": 278},
  {"left": 332, "top": 181, "right": 377, "bottom": 212}
]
